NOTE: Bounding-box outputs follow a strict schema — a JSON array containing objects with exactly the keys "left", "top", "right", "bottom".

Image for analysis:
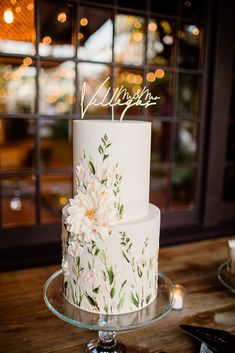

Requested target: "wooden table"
[{"left": 1, "top": 236, "right": 235, "bottom": 353}]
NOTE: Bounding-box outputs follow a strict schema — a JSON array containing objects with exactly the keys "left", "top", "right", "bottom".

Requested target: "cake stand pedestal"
[{"left": 44, "top": 270, "right": 174, "bottom": 353}]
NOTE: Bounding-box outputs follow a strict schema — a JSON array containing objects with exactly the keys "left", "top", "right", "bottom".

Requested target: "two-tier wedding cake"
[{"left": 61, "top": 119, "right": 160, "bottom": 314}]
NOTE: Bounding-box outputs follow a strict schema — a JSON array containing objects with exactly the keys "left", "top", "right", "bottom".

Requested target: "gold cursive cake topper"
[{"left": 80, "top": 76, "right": 160, "bottom": 121}]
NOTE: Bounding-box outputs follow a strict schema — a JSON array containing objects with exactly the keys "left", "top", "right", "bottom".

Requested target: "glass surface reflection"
[
  {"left": 78, "top": 7, "right": 113, "bottom": 63},
  {"left": 78, "top": 63, "right": 111, "bottom": 116},
  {"left": 39, "top": 0, "right": 75, "bottom": 58},
  {"left": 147, "top": 19, "right": 174, "bottom": 66},
  {"left": 41, "top": 174, "right": 72, "bottom": 224},
  {"left": 0, "top": 0, "right": 35, "bottom": 55},
  {"left": 1, "top": 175, "right": 36, "bottom": 227},
  {"left": 151, "top": 121, "right": 171, "bottom": 163},
  {"left": 0, "top": 118, "right": 35, "bottom": 171},
  {"left": 114, "top": 14, "right": 145, "bottom": 66},
  {"left": 171, "top": 167, "right": 194, "bottom": 210},
  {"left": 178, "top": 24, "right": 203, "bottom": 69},
  {"left": 114, "top": 67, "right": 143, "bottom": 117},
  {"left": 40, "top": 118, "right": 72, "bottom": 169},
  {"left": 147, "top": 71, "right": 173, "bottom": 116},
  {"left": 0, "top": 57, "right": 36, "bottom": 113},
  {"left": 150, "top": 168, "right": 169, "bottom": 210},
  {"left": 177, "top": 74, "right": 201, "bottom": 117},
  {"left": 174, "top": 122, "right": 197, "bottom": 163},
  {"left": 39, "top": 61, "right": 75, "bottom": 115}
]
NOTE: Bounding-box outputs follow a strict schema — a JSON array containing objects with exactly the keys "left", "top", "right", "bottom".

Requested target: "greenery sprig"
[{"left": 98, "top": 133, "right": 112, "bottom": 161}]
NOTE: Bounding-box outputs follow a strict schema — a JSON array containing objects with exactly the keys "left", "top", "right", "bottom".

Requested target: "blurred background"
[{"left": 0, "top": 0, "right": 234, "bottom": 270}]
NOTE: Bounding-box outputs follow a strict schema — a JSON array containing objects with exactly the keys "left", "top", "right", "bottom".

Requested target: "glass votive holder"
[
  {"left": 227, "top": 240, "right": 235, "bottom": 275},
  {"left": 172, "top": 284, "right": 186, "bottom": 310}
]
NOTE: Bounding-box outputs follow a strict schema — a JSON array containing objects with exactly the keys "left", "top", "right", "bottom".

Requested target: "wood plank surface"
[{"left": 0, "top": 236, "right": 235, "bottom": 353}]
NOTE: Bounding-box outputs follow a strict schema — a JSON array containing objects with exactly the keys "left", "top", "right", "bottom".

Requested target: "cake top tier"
[{"left": 65, "top": 119, "right": 151, "bottom": 240}]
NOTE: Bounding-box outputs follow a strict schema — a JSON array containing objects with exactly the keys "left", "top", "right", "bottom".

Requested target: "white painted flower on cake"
[
  {"left": 68, "top": 241, "right": 83, "bottom": 258},
  {"left": 65, "top": 134, "right": 124, "bottom": 242},
  {"left": 83, "top": 269, "right": 100, "bottom": 287},
  {"left": 62, "top": 256, "right": 70, "bottom": 278},
  {"left": 65, "top": 180, "right": 117, "bottom": 241},
  {"left": 75, "top": 162, "right": 91, "bottom": 191}
]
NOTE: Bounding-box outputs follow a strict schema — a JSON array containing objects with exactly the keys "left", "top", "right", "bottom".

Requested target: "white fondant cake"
[{"left": 61, "top": 120, "right": 160, "bottom": 314}]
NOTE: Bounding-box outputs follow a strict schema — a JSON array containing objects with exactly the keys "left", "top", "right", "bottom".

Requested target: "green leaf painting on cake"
[
  {"left": 120, "top": 231, "right": 156, "bottom": 309},
  {"left": 65, "top": 134, "right": 124, "bottom": 242},
  {"left": 62, "top": 225, "right": 157, "bottom": 313}
]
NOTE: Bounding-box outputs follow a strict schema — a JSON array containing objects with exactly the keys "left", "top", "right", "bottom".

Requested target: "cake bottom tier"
[{"left": 61, "top": 204, "right": 160, "bottom": 314}]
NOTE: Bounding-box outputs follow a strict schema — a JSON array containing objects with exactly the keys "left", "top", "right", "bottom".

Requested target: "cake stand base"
[{"left": 85, "top": 331, "right": 151, "bottom": 352}]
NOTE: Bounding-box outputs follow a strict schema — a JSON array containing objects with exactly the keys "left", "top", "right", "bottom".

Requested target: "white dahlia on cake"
[
  {"left": 65, "top": 134, "right": 124, "bottom": 242},
  {"left": 65, "top": 180, "right": 117, "bottom": 242}
]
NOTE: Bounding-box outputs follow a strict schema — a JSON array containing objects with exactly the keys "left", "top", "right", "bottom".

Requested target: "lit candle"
[
  {"left": 173, "top": 284, "right": 185, "bottom": 310},
  {"left": 227, "top": 240, "right": 235, "bottom": 275}
]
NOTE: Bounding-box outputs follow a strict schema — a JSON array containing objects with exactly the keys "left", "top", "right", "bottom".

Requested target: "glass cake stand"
[{"left": 44, "top": 269, "right": 174, "bottom": 353}]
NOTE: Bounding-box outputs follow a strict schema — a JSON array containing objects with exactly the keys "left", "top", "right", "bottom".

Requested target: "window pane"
[
  {"left": 78, "top": 6, "right": 113, "bottom": 63},
  {"left": 226, "top": 123, "right": 235, "bottom": 161},
  {"left": 39, "top": 60, "right": 75, "bottom": 115},
  {"left": 174, "top": 122, "right": 198, "bottom": 163},
  {"left": 223, "top": 166, "right": 235, "bottom": 202},
  {"left": 114, "top": 14, "right": 145, "bottom": 66},
  {"left": 150, "top": 168, "right": 169, "bottom": 210},
  {"left": 147, "top": 71, "right": 173, "bottom": 116},
  {"left": 39, "top": 0, "right": 75, "bottom": 58},
  {"left": 179, "top": 0, "right": 208, "bottom": 21},
  {"left": 151, "top": 121, "right": 171, "bottom": 163},
  {"left": 0, "top": 0, "right": 35, "bottom": 55},
  {"left": 151, "top": 0, "right": 178, "bottom": 16},
  {"left": 0, "top": 57, "right": 36, "bottom": 114},
  {"left": 115, "top": 67, "right": 143, "bottom": 118},
  {"left": 1, "top": 175, "right": 36, "bottom": 228},
  {"left": 118, "top": 0, "right": 146, "bottom": 11},
  {"left": 0, "top": 118, "right": 35, "bottom": 171},
  {"left": 177, "top": 74, "right": 201, "bottom": 117},
  {"left": 178, "top": 23, "right": 204, "bottom": 69},
  {"left": 170, "top": 167, "right": 194, "bottom": 209},
  {"left": 40, "top": 118, "right": 72, "bottom": 169},
  {"left": 147, "top": 19, "right": 175, "bottom": 66},
  {"left": 41, "top": 174, "right": 72, "bottom": 224},
  {"left": 78, "top": 63, "right": 111, "bottom": 117}
]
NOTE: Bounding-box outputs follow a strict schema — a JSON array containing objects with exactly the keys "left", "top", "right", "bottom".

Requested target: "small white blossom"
[
  {"left": 83, "top": 270, "right": 100, "bottom": 287},
  {"left": 71, "top": 265, "right": 82, "bottom": 284},
  {"left": 62, "top": 256, "right": 70, "bottom": 278},
  {"left": 68, "top": 241, "right": 83, "bottom": 258}
]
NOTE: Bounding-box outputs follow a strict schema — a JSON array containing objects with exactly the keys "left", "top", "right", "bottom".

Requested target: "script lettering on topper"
[{"left": 80, "top": 76, "right": 160, "bottom": 121}]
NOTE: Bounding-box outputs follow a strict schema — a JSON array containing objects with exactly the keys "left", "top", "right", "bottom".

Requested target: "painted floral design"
[
  {"left": 83, "top": 269, "right": 100, "bottom": 286},
  {"left": 62, "top": 134, "right": 157, "bottom": 313},
  {"left": 65, "top": 134, "right": 124, "bottom": 242},
  {"left": 120, "top": 232, "right": 157, "bottom": 309},
  {"left": 63, "top": 228, "right": 157, "bottom": 313},
  {"left": 62, "top": 256, "right": 69, "bottom": 278},
  {"left": 67, "top": 240, "right": 83, "bottom": 258}
]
